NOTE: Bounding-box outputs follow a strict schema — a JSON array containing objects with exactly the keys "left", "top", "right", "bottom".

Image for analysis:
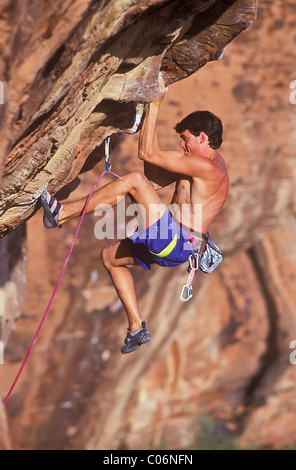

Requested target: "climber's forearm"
[
  {"left": 139, "top": 101, "right": 178, "bottom": 189},
  {"left": 138, "top": 99, "right": 182, "bottom": 173},
  {"left": 138, "top": 101, "right": 161, "bottom": 161}
]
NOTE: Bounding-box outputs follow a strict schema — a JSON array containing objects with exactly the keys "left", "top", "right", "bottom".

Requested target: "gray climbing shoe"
[
  {"left": 40, "top": 190, "right": 63, "bottom": 229},
  {"left": 121, "top": 321, "right": 151, "bottom": 354}
]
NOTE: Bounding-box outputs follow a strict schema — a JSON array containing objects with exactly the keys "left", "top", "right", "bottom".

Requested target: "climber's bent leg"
[
  {"left": 42, "top": 172, "right": 166, "bottom": 230},
  {"left": 60, "top": 171, "right": 166, "bottom": 228},
  {"left": 101, "top": 238, "right": 151, "bottom": 353},
  {"left": 101, "top": 239, "right": 143, "bottom": 331}
]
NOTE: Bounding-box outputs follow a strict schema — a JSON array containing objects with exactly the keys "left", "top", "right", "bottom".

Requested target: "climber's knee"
[
  {"left": 101, "top": 245, "right": 112, "bottom": 271},
  {"left": 123, "top": 171, "right": 151, "bottom": 196},
  {"left": 101, "top": 240, "right": 135, "bottom": 270}
]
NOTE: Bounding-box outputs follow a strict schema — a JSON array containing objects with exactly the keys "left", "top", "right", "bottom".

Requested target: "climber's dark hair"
[{"left": 175, "top": 110, "right": 223, "bottom": 149}]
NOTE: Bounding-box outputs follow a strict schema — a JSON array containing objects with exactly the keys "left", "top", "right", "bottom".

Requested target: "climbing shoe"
[
  {"left": 121, "top": 321, "right": 151, "bottom": 354},
  {"left": 40, "top": 190, "right": 63, "bottom": 229}
]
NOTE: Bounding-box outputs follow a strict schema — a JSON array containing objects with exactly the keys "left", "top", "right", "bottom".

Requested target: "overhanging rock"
[{"left": 0, "top": 0, "right": 256, "bottom": 237}]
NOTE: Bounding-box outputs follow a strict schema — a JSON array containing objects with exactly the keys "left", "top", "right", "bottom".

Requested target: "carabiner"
[
  {"left": 105, "top": 158, "right": 112, "bottom": 174},
  {"left": 180, "top": 284, "right": 193, "bottom": 302},
  {"left": 105, "top": 137, "right": 112, "bottom": 174},
  {"left": 188, "top": 252, "right": 199, "bottom": 271}
]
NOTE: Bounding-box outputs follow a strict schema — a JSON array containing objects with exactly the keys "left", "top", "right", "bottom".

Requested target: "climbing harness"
[
  {"left": 3, "top": 137, "right": 119, "bottom": 407},
  {"left": 179, "top": 252, "right": 199, "bottom": 302}
]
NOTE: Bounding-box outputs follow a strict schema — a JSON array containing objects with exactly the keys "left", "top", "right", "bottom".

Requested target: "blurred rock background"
[{"left": 1, "top": 0, "right": 296, "bottom": 450}]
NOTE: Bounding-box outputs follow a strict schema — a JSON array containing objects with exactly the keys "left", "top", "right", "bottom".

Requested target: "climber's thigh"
[{"left": 124, "top": 171, "right": 167, "bottom": 230}]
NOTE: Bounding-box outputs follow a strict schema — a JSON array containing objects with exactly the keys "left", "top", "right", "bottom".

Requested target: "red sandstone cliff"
[{"left": 1, "top": 0, "right": 296, "bottom": 451}]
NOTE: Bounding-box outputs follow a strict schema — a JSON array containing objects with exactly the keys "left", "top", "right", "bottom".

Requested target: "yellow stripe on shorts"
[{"left": 149, "top": 234, "right": 178, "bottom": 258}]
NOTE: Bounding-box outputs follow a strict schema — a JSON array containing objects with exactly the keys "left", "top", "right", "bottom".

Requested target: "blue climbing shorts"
[{"left": 127, "top": 209, "right": 206, "bottom": 270}]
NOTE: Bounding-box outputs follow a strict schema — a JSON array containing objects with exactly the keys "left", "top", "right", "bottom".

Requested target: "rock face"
[
  {"left": 0, "top": 226, "right": 27, "bottom": 345},
  {"left": 0, "top": 225, "right": 26, "bottom": 449},
  {"left": 0, "top": 0, "right": 255, "bottom": 236},
  {"left": 2, "top": 0, "right": 296, "bottom": 452}
]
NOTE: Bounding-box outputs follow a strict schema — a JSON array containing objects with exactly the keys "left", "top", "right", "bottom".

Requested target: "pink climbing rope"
[{"left": 3, "top": 169, "right": 119, "bottom": 406}]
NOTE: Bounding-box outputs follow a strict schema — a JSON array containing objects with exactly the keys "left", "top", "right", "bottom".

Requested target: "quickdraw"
[{"left": 179, "top": 252, "right": 199, "bottom": 302}]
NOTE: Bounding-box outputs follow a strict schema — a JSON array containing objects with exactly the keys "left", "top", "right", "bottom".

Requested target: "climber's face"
[
  {"left": 180, "top": 129, "right": 210, "bottom": 156},
  {"left": 180, "top": 130, "right": 201, "bottom": 155}
]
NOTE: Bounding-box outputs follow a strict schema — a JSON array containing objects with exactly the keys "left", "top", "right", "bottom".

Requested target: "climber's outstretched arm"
[
  {"left": 138, "top": 79, "right": 180, "bottom": 159},
  {"left": 138, "top": 79, "right": 219, "bottom": 181},
  {"left": 139, "top": 78, "right": 180, "bottom": 189}
]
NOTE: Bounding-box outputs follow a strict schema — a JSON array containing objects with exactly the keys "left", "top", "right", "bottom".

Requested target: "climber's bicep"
[{"left": 141, "top": 149, "right": 217, "bottom": 179}]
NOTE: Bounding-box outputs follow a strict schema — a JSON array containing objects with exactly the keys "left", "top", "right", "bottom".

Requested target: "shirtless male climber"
[{"left": 40, "top": 78, "right": 229, "bottom": 354}]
